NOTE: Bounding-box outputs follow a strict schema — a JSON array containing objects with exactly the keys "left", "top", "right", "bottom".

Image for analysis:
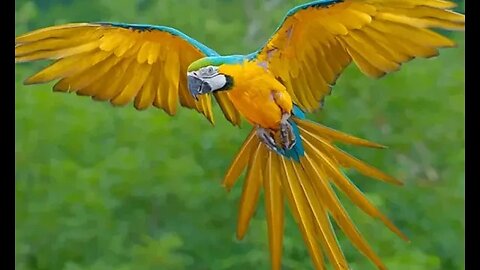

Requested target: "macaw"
[{"left": 15, "top": 0, "right": 464, "bottom": 269}]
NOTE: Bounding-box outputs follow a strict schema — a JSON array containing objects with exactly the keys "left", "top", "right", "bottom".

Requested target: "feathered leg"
[
  {"left": 255, "top": 113, "right": 297, "bottom": 153},
  {"left": 280, "top": 112, "right": 296, "bottom": 150}
]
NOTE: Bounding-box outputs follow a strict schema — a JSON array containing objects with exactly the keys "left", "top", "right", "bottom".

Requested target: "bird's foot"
[
  {"left": 255, "top": 113, "right": 297, "bottom": 153},
  {"left": 280, "top": 113, "right": 296, "bottom": 150},
  {"left": 256, "top": 126, "right": 279, "bottom": 152}
]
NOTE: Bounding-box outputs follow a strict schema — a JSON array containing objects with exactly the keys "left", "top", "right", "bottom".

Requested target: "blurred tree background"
[{"left": 15, "top": 0, "right": 465, "bottom": 269}]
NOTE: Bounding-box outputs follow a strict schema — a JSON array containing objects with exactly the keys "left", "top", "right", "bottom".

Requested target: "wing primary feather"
[
  {"left": 16, "top": 41, "right": 100, "bottom": 62},
  {"left": 371, "top": 20, "right": 455, "bottom": 48},
  {"left": 365, "top": 0, "right": 457, "bottom": 9},
  {"left": 343, "top": 44, "right": 386, "bottom": 78},
  {"left": 367, "top": 24, "right": 439, "bottom": 58},
  {"left": 377, "top": 6, "right": 465, "bottom": 23},
  {"left": 23, "top": 51, "right": 101, "bottom": 85},
  {"left": 376, "top": 12, "right": 464, "bottom": 31},
  {"left": 15, "top": 35, "right": 97, "bottom": 58},
  {"left": 340, "top": 33, "right": 400, "bottom": 73},
  {"left": 15, "top": 23, "right": 97, "bottom": 44},
  {"left": 358, "top": 27, "right": 413, "bottom": 63}
]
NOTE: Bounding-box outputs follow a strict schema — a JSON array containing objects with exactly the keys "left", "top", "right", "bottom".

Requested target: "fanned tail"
[{"left": 222, "top": 117, "right": 408, "bottom": 270}]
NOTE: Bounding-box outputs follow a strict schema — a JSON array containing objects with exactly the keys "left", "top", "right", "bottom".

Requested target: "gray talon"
[
  {"left": 256, "top": 127, "right": 278, "bottom": 152},
  {"left": 256, "top": 113, "right": 297, "bottom": 152}
]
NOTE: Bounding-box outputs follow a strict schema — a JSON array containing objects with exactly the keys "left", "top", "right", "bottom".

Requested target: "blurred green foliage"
[{"left": 15, "top": 0, "right": 465, "bottom": 269}]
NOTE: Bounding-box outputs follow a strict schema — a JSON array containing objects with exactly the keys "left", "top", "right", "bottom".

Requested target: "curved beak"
[{"left": 187, "top": 73, "right": 211, "bottom": 101}]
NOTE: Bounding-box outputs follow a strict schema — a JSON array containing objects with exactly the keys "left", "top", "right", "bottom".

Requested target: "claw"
[
  {"left": 280, "top": 113, "right": 296, "bottom": 150},
  {"left": 256, "top": 126, "right": 278, "bottom": 152},
  {"left": 256, "top": 113, "right": 297, "bottom": 152}
]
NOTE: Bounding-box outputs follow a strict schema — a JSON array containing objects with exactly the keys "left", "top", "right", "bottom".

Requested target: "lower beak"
[
  {"left": 188, "top": 75, "right": 202, "bottom": 101},
  {"left": 188, "top": 75, "right": 211, "bottom": 101}
]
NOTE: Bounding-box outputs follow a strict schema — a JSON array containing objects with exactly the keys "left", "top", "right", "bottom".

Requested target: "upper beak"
[{"left": 187, "top": 74, "right": 211, "bottom": 101}]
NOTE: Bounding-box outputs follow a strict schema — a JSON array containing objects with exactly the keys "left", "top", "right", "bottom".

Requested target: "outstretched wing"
[
  {"left": 15, "top": 23, "right": 241, "bottom": 126},
  {"left": 254, "top": 0, "right": 465, "bottom": 112}
]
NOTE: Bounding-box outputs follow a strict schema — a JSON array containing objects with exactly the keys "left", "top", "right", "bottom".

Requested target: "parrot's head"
[{"left": 187, "top": 56, "right": 239, "bottom": 100}]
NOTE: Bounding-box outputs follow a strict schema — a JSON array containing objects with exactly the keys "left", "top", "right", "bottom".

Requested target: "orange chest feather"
[{"left": 218, "top": 61, "right": 291, "bottom": 129}]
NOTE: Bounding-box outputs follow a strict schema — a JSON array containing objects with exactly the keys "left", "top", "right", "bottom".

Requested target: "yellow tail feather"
[{"left": 223, "top": 118, "right": 407, "bottom": 270}]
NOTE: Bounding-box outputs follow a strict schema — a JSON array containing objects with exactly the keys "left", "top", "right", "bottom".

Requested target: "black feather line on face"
[{"left": 217, "top": 75, "right": 234, "bottom": 92}]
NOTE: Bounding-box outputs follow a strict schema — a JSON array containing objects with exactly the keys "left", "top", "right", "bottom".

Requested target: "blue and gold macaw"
[{"left": 15, "top": 0, "right": 464, "bottom": 269}]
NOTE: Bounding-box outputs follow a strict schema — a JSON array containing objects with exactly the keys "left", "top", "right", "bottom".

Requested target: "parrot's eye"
[{"left": 200, "top": 66, "right": 217, "bottom": 77}]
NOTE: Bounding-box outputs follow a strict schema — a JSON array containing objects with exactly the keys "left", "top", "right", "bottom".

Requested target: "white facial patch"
[{"left": 204, "top": 74, "right": 227, "bottom": 91}]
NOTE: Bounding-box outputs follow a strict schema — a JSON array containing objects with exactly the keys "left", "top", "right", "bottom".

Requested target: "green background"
[{"left": 15, "top": 1, "right": 465, "bottom": 269}]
